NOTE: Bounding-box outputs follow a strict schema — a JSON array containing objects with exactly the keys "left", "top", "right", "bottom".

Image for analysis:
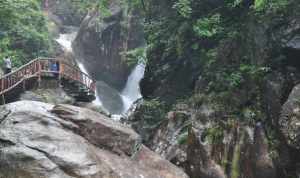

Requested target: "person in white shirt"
[{"left": 3, "top": 56, "right": 12, "bottom": 74}]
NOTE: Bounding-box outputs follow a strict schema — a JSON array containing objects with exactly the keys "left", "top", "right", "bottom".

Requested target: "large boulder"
[
  {"left": 0, "top": 101, "right": 189, "bottom": 178},
  {"left": 73, "top": 0, "right": 144, "bottom": 90},
  {"left": 51, "top": 104, "right": 140, "bottom": 156}
]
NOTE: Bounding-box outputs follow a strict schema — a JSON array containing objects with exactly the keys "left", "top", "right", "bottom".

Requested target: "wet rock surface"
[
  {"left": 20, "top": 88, "right": 74, "bottom": 105},
  {"left": 0, "top": 101, "right": 188, "bottom": 178},
  {"left": 73, "top": 0, "right": 144, "bottom": 90}
]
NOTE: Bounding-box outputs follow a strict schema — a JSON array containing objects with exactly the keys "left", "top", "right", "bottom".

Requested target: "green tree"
[{"left": 0, "top": 0, "right": 51, "bottom": 67}]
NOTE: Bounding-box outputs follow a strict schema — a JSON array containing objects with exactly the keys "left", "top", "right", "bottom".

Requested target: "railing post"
[
  {"left": 23, "top": 80, "right": 26, "bottom": 91},
  {"left": 1, "top": 94, "right": 5, "bottom": 105},
  {"left": 38, "top": 59, "right": 42, "bottom": 88},
  {"left": 0, "top": 79, "right": 3, "bottom": 92},
  {"left": 2, "top": 78, "right": 5, "bottom": 91}
]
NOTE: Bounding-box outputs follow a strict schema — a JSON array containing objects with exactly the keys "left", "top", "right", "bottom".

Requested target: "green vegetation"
[
  {"left": 231, "top": 131, "right": 244, "bottom": 178},
  {"left": 136, "top": 99, "right": 167, "bottom": 127},
  {"left": 254, "top": 0, "right": 289, "bottom": 12},
  {"left": 0, "top": 0, "right": 113, "bottom": 69},
  {"left": 0, "top": 0, "right": 51, "bottom": 67},
  {"left": 193, "top": 14, "right": 223, "bottom": 38},
  {"left": 177, "top": 131, "right": 188, "bottom": 145},
  {"left": 133, "top": 5, "right": 299, "bottom": 178},
  {"left": 123, "top": 47, "right": 147, "bottom": 67},
  {"left": 204, "top": 125, "right": 224, "bottom": 144},
  {"left": 173, "top": 0, "right": 192, "bottom": 18},
  {"left": 138, "top": 0, "right": 294, "bottom": 124},
  {"left": 64, "top": 0, "right": 111, "bottom": 18}
]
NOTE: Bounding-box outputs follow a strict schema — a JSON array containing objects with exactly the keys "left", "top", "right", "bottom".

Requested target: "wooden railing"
[{"left": 0, "top": 58, "right": 96, "bottom": 95}]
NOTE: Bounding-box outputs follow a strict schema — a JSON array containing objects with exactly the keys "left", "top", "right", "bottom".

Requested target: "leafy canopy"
[{"left": 0, "top": 0, "right": 51, "bottom": 67}]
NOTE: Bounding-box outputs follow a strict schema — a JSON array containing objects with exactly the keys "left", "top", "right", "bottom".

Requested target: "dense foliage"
[
  {"left": 0, "top": 0, "right": 51, "bottom": 67},
  {"left": 140, "top": 0, "right": 293, "bottom": 122},
  {"left": 63, "top": 0, "right": 111, "bottom": 18},
  {"left": 133, "top": 1, "right": 299, "bottom": 177}
]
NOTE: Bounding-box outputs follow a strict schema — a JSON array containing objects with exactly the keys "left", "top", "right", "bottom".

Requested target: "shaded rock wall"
[
  {"left": 128, "top": 1, "right": 300, "bottom": 178},
  {"left": 73, "top": 0, "right": 145, "bottom": 90},
  {"left": 44, "top": 0, "right": 84, "bottom": 27}
]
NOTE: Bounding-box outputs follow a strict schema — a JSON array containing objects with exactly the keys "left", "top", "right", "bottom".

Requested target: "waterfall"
[
  {"left": 121, "top": 63, "right": 145, "bottom": 113},
  {"left": 55, "top": 28, "right": 145, "bottom": 117},
  {"left": 92, "top": 86, "right": 104, "bottom": 106},
  {"left": 77, "top": 62, "right": 88, "bottom": 75},
  {"left": 55, "top": 33, "right": 76, "bottom": 52},
  {"left": 77, "top": 62, "right": 104, "bottom": 107},
  {"left": 55, "top": 31, "right": 103, "bottom": 107}
]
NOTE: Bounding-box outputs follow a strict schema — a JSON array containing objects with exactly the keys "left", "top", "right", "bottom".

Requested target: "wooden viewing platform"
[{"left": 0, "top": 57, "right": 96, "bottom": 104}]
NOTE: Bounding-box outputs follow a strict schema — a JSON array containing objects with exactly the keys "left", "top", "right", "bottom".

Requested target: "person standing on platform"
[{"left": 3, "top": 56, "right": 12, "bottom": 75}]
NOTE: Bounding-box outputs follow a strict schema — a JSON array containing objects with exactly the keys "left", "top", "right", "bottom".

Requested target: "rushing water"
[
  {"left": 55, "top": 31, "right": 103, "bottom": 107},
  {"left": 55, "top": 28, "right": 145, "bottom": 116},
  {"left": 55, "top": 33, "right": 76, "bottom": 52},
  {"left": 121, "top": 63, "right": 145, "bottom": 113},
  {"left": 77, "top": 63, "right": 104, "bottom": 107}
]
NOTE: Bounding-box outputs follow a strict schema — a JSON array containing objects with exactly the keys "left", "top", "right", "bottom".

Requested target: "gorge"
[{"left": 1, "top": 0, "right": 300, "bottom": 178}]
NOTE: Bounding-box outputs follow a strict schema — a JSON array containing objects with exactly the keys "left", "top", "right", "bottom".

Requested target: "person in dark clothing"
[{"left": 51, "top": 60, "right": 60, "bottom": 78}]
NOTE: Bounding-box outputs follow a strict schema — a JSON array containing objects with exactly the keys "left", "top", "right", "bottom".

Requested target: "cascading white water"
[
  {"left": 77, "top": 63, "right": 88, "bottom": 75},
  {"left": 121, "top": 63, "right": 145, "bottom": 113},
  {"left": 55, "top": 33, "right": 76, "bottom": 52},
  {"left": 55, "top": 28, "right": 145, "bottom": 116},
  {"left": 77, "top": 62, "right": 104, "bottom": 107},
  {"left": 92, "top": 86, "right": 104, "bottom": 106},
  {"left": 77, "top": 59, "right": 104, "bottom": 107},
  {"left": 55, "top": 31, "right": 103, "bottom": 107}
]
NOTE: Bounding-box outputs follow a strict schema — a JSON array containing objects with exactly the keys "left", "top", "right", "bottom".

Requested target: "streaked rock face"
[
  {"left": 280, "top": 84, "right": 300, "bottom": 149},
  {"left": 0, "top": 101, "right": 188, "bottom": 178},
  {"left": 72, "top": 0, "right": 144, "bottom": 90}
]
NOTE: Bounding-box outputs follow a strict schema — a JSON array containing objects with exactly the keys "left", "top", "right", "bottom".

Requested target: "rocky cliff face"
[
  {"left": 0, "top": 101, "right": 188, "bottom": 178},
  {"left": 45, "top": 0, "right": 84, "bottom": 28},
  {"left": 128, "top": 1, "right": 300, "bottom": 178},
  {"left": 73, "top": 0, "right": 144, "bottom": 90}
]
